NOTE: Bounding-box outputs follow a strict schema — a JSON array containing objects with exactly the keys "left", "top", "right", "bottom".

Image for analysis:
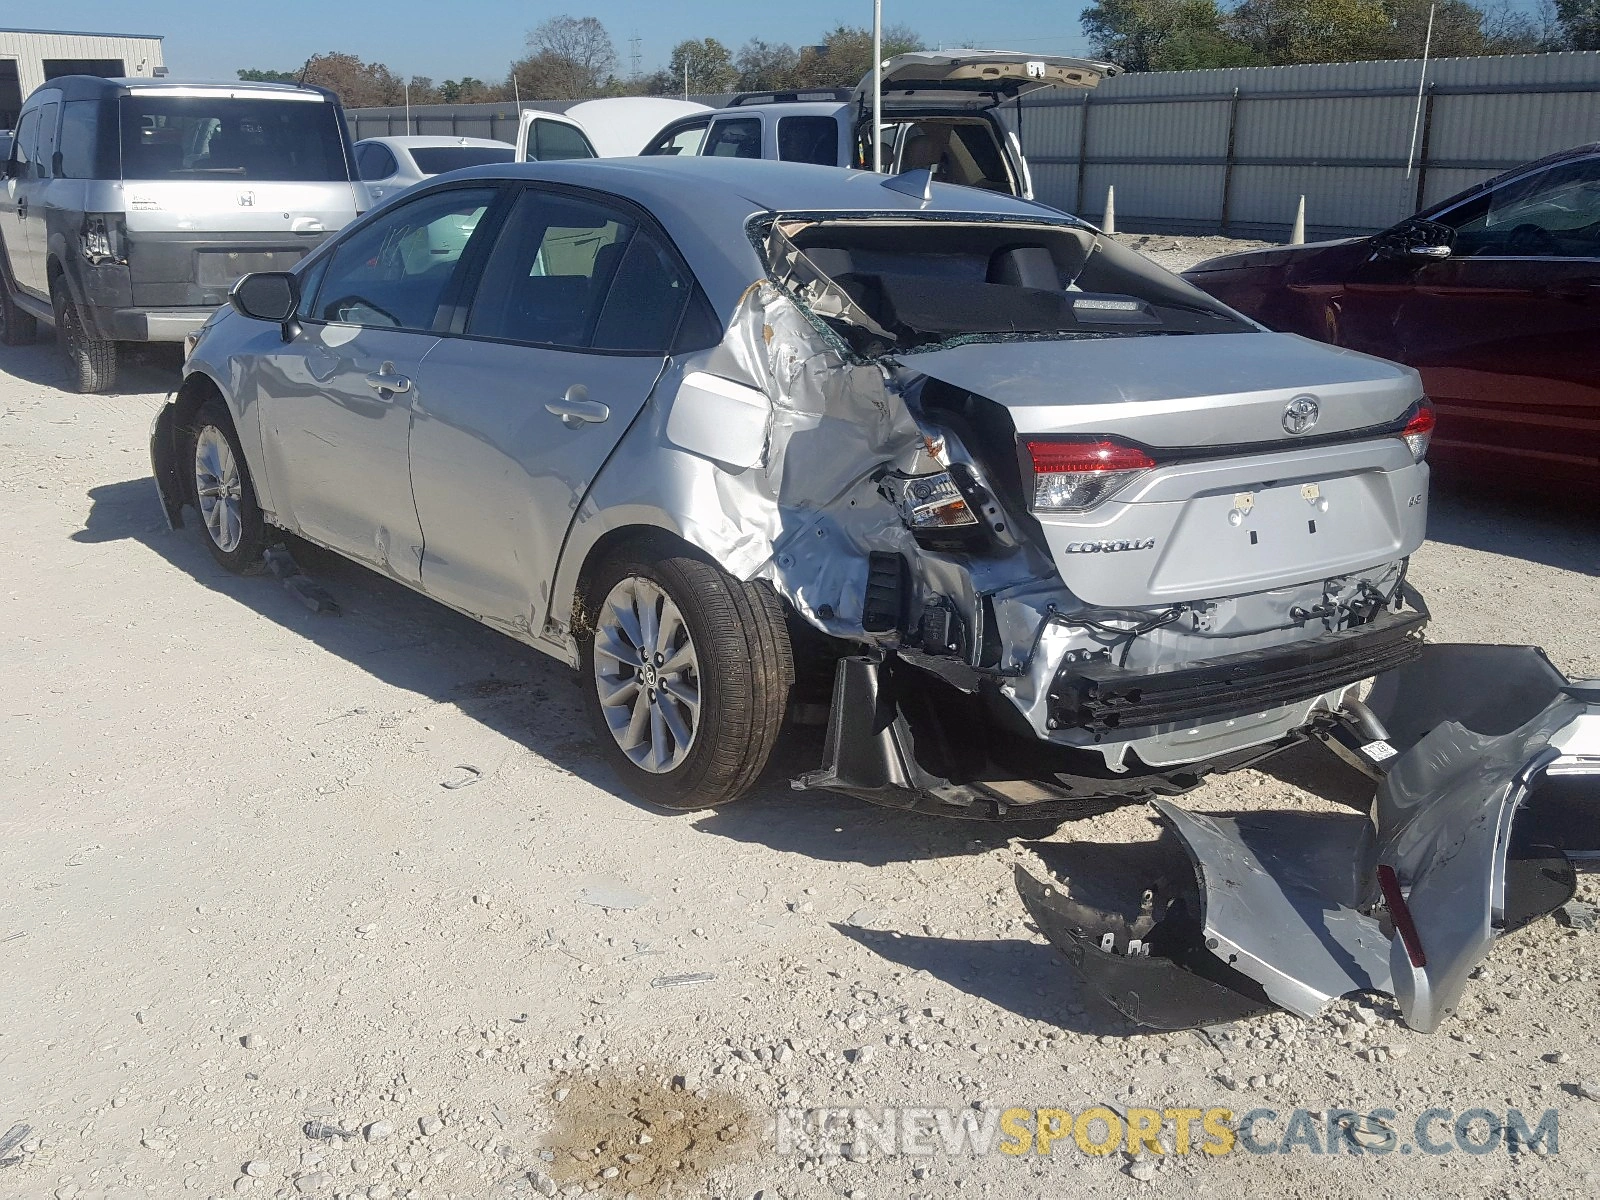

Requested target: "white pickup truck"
[{"left": 638, "top": 50, "right": 1120, "bottom": 201}]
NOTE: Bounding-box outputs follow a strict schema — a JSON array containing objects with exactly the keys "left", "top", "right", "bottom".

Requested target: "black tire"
[
  {"left": 0, "top": 258, "right": 37, "bottom": 346},
  {"left": 579, "top": 550, "right": 794, "bottom": 809},
  {"left": 52, "top": 283, "right": 118, "bottom": 393},
  {"left": 189, "top": 399, "right": 267, "bottom": 572}
]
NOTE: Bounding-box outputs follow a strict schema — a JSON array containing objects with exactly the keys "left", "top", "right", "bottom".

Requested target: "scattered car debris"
[
  {"left": 1019, "top": 644, "right": 1600, "bottom": 1033},
  {"left": 0, "top": 1122, "right": 29, "bottom": 1167},
  {"left": 650, "top": 973, "right": 717, "bottom": 989},
  {"left": 1556, "top": 900, "right": 1599, "bottom": 931},
  {"left": 263, "top": 546, "right": 340, "bottom": 615},
  {"left": 440, "top": 764, "right": 481, "bottom": 790}
]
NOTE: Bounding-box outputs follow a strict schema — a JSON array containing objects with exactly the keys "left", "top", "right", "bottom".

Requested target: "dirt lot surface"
[{"left": 2, "top": 309, "right": 1599, "bottom": 1200}]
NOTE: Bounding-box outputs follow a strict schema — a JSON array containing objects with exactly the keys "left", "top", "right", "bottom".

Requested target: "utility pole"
[
  {"left": 404, "top": 82, "right": 411, "bottom": 134},
  {"left": 872, "top": 0, "right": 883, "bottom": 172}
]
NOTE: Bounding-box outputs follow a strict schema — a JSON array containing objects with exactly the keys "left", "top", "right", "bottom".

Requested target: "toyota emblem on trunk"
[{"left": 1283, "top": 395, "right": 1320, "bottom": 435}]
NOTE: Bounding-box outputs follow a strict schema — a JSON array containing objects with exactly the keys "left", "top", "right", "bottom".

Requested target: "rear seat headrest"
[{"left": 987, "top": 245, "right": 1060, "bottom": 291}]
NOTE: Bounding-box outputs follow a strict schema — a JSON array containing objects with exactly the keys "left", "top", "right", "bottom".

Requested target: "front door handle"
[
  {"left": 545, "top": 385, "right": 609, "bottom": 428},
  {"left": 16, "top": 197, "right": 26, "bottom": 218},
  {"left": 365, "top": 361, "right": 412, "bottom": 395}
]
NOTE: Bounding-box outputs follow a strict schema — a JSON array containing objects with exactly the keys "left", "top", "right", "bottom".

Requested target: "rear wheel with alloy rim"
[
  {"left": 190, "top": 399, "right": 267, "bottom": 571},
  {"left": 580, "top": 551, "right": 793, "bottom": 809}
]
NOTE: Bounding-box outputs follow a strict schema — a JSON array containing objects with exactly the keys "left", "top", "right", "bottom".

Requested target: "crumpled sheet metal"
[{"left": 1155, "top": 646, "right": 1599, "bottom": 1033}]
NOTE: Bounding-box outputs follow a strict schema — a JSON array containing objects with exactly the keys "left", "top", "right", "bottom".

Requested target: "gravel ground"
[{"left": 1, "top": 305, "right": 1598, "bottom": 1200}]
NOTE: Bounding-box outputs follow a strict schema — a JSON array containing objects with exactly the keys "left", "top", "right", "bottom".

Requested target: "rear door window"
[
  {"left": 57, "top": 99, "right": 117, "bottom": 179},
  {"left": 120, "top": 94, "right": 350, "bottom": 181},
  {"left": 466, "top": 187, "right": 691, "bottom": 352},
  {"left": 642, "top": 121, "right": 708, "bottom": 157},
  {"left": 9, "top": 108, "right": 38, "bottom": 178},
  {"left": 355, "top": 143, "right": 398, "bottom": 181},
  {"left": 703, "top": 118, "right": 762, "bottom": 159},
  {"left": 33, "top": 100, "right": 59, "bottom": 178},
  {"left": 411, "top": 145, "right": 514, "bottom": 174},
  {"left": 778, "top": 116, "right": 838, "bottom": 166},
  {"left": 310, "top": 186, "right": 498, "bottom": 330},
  {"left": 525, "top": 119, "right": 596, "bottom": 162}
]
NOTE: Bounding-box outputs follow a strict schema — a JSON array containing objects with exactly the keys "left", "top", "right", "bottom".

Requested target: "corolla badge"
[
  {"left": 1283, "top": 395, "right": 1320, "bottom": 435},
  {"left": 1063, "top": 538, "right": 1156, "bottom": 553}
]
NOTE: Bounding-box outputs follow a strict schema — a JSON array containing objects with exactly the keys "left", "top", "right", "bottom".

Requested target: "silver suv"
[{"left": 1, "top": 76, "right": 362, "bottom": 391}]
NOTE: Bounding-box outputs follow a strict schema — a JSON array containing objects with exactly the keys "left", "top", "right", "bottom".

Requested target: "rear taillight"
[
  {"left": 1024, "top": 438, "right": 1157, "bottom": 511},
  {"left": 80, "top": 214, "right": 127, "bottom": 265},
  {"left": 1400, "top": 400, "right": 1435, "bottom": 462}
]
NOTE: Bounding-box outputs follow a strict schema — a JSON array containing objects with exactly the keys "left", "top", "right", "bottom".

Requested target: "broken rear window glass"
[{"left": 764, "top": 217, "right": 1253, "bottom": 356}]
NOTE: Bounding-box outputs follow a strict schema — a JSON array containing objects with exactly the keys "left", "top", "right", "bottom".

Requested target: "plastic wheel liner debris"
[{"left": 150, "top": 162, "right": 1599, "bottom": 1034}]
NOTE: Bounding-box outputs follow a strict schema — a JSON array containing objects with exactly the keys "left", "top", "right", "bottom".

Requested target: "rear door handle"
[
  {"left": 365, "top": 362, "right": 413, "bottom": 395},
  {"left": 545, "top": 385, "right": 609, "bottom": 428}
]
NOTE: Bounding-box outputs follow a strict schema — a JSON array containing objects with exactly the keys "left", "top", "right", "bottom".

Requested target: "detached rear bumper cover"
[{"left": 1019, "top": 644, "right": 1600, "bottom": 1032}]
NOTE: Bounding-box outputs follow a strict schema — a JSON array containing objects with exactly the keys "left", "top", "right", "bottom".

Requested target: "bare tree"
[{"left": 521, "top": 15, "right": 617, "bottom": 98}]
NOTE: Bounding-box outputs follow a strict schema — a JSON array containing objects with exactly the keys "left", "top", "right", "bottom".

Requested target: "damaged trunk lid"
[
  {"left": 908, "top": 334, "right": 1429, "bottom": 608},
  {"left": 856, "top": 51, "right": 1120, "bottom": 111}
]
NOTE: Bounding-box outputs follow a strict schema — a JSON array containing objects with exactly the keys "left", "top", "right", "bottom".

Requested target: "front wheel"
[
  {"left": 580, "top": 552, "right": 794, "bottom": 809},
  {"left": 190, "top": 399, "right": 267, "bottom": 571}
]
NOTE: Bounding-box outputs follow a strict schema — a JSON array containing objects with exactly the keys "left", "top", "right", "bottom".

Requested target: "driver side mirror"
[
  {"left": 231, "top": 270, "right": 299, "bottom": 324},
  {"left": 3, "top": 157, "right": 19, "bottom": 180},
  {"left": 1374, "top": 217, "right": 1454, "bottom": 262}
]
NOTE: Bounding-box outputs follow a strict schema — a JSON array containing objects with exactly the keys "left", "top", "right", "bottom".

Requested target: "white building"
[{"left": 1, "top": 27, "right": 166, "bottom": 129}]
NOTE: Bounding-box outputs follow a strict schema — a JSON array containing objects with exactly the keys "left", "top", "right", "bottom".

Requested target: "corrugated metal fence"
[
  {"left": 347, "top": 52, "right": 1600, "bottom": 239},
  {"left": 1014, "top": 51, "right": 1600, "bottom": 239}
]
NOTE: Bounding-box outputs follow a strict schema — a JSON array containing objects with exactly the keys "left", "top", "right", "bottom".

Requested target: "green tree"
[
  {"left": 791, "top": 23, "right": 924, "bottom": 88},
  {"left": 1082, "top": 0, "right": 1260, "bottom": 69},
  {"left": 1555, "top": 0, "right": 1600, "bottom": 46},
  {"left": 236, "top": 68, "right": 300, "bottom": 83},
  {"left": 668, "top": 38, "right": 739, "bottom": 94},
  {"left": 735, "top": 38, "right": 799, "bottom": 91}
]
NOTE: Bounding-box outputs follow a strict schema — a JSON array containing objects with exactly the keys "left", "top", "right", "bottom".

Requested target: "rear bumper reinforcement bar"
[{"left": 1049, "top": 607, "right": 1428, "bottom": 735}]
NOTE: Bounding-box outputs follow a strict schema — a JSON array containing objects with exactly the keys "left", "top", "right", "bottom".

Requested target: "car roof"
[
  {"left": 32, "top": 76, "right": 333, "bottom": 103},
  {"left": 428, "top": 156, "right": 1074, "bottom": 317},
  {"left": 696, "top": 102, "right": 847, "bottom": 120},
  {"left": 356, "top": 136, "right": 512, "bottom": 150}
]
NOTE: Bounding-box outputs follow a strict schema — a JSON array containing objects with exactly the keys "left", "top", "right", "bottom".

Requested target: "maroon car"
[{"left": 1185, "top": 144, "right": 1600, "bottom": 500}]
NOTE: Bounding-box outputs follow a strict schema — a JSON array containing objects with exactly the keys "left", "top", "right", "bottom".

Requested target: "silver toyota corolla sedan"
[{"left": 150, "top": 156, "right": 1600, "bottom": 1035}]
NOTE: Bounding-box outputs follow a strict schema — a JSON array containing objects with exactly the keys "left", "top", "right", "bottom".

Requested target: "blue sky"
[{"left": 34, "top": 2, "right": 1102, "bottom": 84}]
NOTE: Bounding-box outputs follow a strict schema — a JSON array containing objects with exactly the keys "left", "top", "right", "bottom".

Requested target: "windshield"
[
  {"left": 765, "top": 217, "right": 1252, "bottom": 356},
  {"left": 119, "top": 94, "right": 349, "bottom": 181},
  {"left": 411, "top": 145, "right": 514, "bottom": 175}
]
